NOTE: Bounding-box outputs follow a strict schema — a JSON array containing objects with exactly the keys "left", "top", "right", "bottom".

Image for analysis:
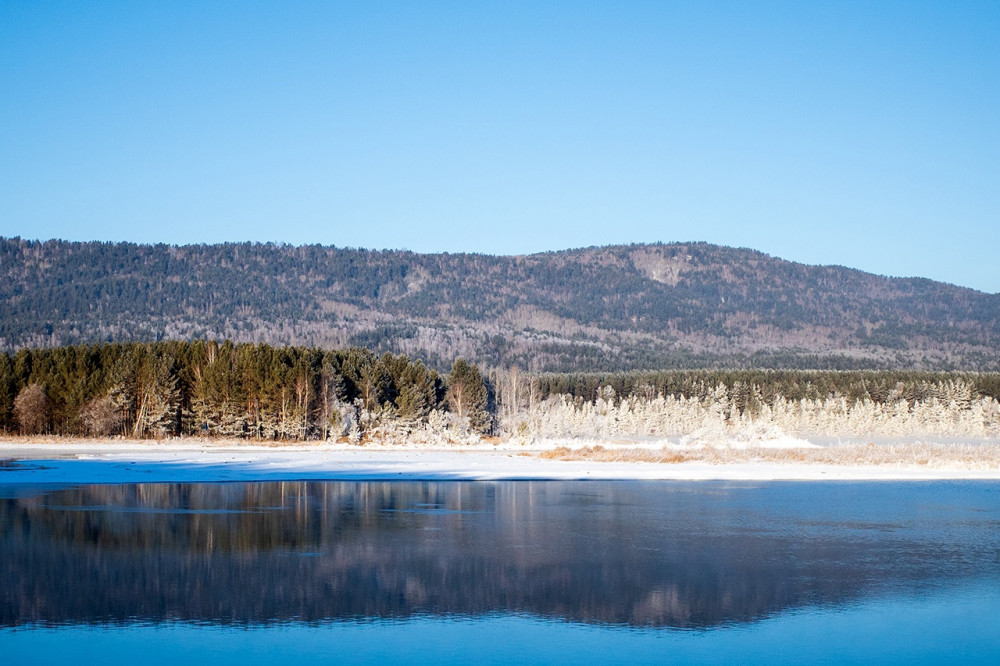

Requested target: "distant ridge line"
[{"left": 1, "top": 237, "right": 997, "bottom": 371}]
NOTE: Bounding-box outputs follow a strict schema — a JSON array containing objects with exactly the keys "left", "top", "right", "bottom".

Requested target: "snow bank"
[{"left": 2, "top": 437, "right": 1000, "bottom": 485}]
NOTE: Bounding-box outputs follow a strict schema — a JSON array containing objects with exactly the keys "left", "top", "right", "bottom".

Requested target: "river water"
[{"left": 2, "top": 480, "right": 999, "bottom": 663}]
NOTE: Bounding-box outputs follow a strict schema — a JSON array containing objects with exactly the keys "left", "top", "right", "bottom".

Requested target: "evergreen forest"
[{"left": 0, "top": 341, "right": 490, "bottom": 440}]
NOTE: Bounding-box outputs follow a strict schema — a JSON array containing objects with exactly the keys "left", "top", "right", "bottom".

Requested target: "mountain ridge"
[{"left": 2, "top": 237, "right": 997, "bottom": 371}]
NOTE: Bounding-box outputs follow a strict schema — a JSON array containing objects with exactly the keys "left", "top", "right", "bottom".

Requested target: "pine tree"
[
  {"left": 446, "top": 359, "right": 492, "bottom": 435},
  {"left": 0, "top": 353, "right": 15, "bottom": 432}
]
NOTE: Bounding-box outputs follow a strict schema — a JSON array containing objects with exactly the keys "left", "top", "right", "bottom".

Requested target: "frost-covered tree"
[{"left": 79, "top": 395, "right": 121, "bottom": 437}]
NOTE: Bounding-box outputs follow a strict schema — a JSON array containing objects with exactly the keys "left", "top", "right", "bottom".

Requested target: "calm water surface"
[{"left": 2, "top": 480, "right": 999, "bottom": 663}]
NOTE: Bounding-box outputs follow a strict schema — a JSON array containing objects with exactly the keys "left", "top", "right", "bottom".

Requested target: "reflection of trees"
[{"left": 1, "top": 481, "right": 997, "bottom": 628}]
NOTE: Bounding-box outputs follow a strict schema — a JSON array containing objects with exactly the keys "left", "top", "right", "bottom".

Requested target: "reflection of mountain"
[{"left": 2, "top": 481, "right": 999, "bottom": 629}]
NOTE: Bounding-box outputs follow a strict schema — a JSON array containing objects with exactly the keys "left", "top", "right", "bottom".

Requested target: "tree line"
[
  {"left": 4, "top": 340, "right": 999, "bottom": 441},
  {"left": 0, "top": 341, "right": 491, "bottom": 439},
  {"left": 533, "top": 369, "right": 1000, "bottom": 411}
]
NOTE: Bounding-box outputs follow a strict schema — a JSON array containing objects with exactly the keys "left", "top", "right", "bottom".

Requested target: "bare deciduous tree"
[{"left": 14, "top": 383, "right": 51, "bottom": 435}]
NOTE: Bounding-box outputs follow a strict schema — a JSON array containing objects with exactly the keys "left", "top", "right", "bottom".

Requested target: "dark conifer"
[{"left": 446, "top": 359, "right": 492, "bottom": 434}]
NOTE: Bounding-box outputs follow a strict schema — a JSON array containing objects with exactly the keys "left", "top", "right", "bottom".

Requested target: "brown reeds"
[{"left": 537, "top": 442, "right": 1000, "bottom": 469}]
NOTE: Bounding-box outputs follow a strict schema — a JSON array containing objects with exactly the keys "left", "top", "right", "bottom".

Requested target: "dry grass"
[
  {"left": 539, "top": 446, "right": 698, "bottom": 464},
  {"left": 538, "top": 443, "right": 1000, "bottom": 469}
]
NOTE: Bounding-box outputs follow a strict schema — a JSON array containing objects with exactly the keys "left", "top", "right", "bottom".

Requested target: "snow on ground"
[{"left": 2, "top": 437, "right": 1000, "bottom": 485}]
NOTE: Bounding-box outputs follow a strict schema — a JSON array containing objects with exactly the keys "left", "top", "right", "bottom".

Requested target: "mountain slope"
[{"left": 2, "top": 238, "right": 997, "bottom": 371}]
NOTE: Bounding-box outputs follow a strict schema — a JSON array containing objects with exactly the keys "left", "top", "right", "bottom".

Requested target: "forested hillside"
[{"left": 2, "top": 238, "right": 998, "bottom": 371}]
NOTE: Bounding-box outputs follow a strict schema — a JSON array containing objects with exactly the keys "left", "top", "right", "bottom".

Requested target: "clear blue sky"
[{"left": 2, "top": 1, "right": 997, "bottom": 292}]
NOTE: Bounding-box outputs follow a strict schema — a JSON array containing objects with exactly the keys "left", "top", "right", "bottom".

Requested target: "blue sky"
[{"left": 2, "top": 1, "right": 997, "bottom": 293}]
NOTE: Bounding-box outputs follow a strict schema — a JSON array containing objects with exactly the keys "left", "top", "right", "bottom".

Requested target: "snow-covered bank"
[{"left": 2, "top": 437, "right": 1000, "bottom": 485}]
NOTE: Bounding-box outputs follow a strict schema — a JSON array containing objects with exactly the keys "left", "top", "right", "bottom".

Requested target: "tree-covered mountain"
[{"left": 2, "top": 238, "right": 998, "bottom": 371}]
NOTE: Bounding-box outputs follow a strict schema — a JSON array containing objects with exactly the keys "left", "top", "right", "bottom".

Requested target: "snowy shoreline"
[{"left": 3, "top": 436, "right": 1000, "bottom": 484}]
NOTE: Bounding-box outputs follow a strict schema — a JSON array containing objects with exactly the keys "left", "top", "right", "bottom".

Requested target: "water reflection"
[{"left": 2, "top": 481, "right": 999, "bottom": 629}]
